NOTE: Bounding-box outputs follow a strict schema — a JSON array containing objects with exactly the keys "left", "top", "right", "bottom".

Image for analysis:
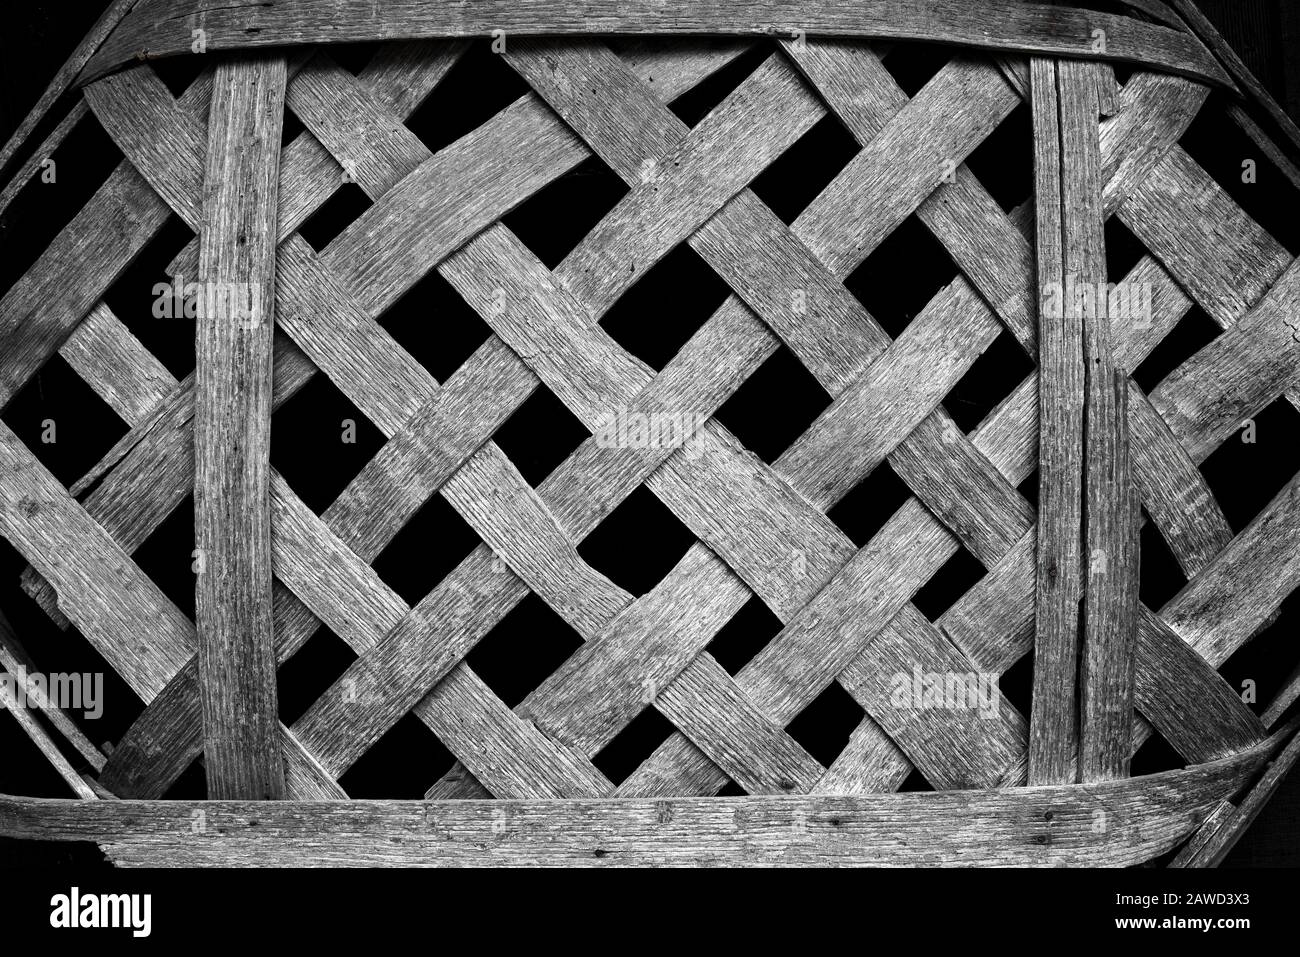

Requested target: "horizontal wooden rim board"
[
  {"left": 0, "top": 734, "right": 1282, "bottom": 866},
  {"left": 4, "top": 0, "right": 1300, "bottom": 868},
  {"left": 75, "top": 0, "right": 1236, "bottom": 89}
]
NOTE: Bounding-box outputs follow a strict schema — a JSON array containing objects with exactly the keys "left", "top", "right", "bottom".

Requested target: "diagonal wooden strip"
[
  {"left": 521, "top": 547, "right": 750, "bottom": 757},
  {"left": 193, "top": 55, "right": 288, "bottom": 800},
  {"left": 0, "top": 162, "right": 170, "bottom": 411},
  {"left": 1149, "top": 257, "right": 1300, "bottom": 463},
  {"left": 0, "top": 420, "right": 193, "bottom": 699},
  {"left": 1160, "top": 469, "right": 1300, "bottom": 669},
  {"left": 285, "top": 52, "right": 431, "bottom": 199},
  {"left": 319, "top": 94, "right": 588, "bottom": 317},
  {"left": 553, "top": 53, "right": 823, "bottom": 318},
  {"left": 838, "top": 604, "right": 1026, "bottom": 790},
  {"left": 0, "top": 100, "right": 90, "bottom": 222},
  {"left": 1120, "top": 146, "right": 1295, "bottom": 331},
  {"left": 84, "top": 65, "right": 205, "bottom": 229},
  {"left": 1134, "top": 608, "right": 1265, "bottom": 762},
  {"left": 655, "top": 654, "right": 825, "bottom": 795},
  {"left": 58, "top": 303, "right": 179, "bottom": 427},
  {"left": 792, "top": 57, "right": 1020, "bottom": 279},
  {"left": 772, "top": 280, "right": 1002, "bottom": 509}
]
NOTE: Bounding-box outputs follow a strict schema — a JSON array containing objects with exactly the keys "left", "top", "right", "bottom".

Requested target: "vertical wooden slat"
[
  {"left": 194, "top": 54, "right": 288, "bottom": 800},
  {"left": 1060, "top": 55, "right": 1138, "bottom": 782},
  {"left": 1031, "top": 57, "right": 1136, "bottom": 785},
  {"left": 1081, "top": 364, "right": 1139, "bottom": 780},
  {"left": 1029, "top": 57, "right": 1084, "bottom": 786}
]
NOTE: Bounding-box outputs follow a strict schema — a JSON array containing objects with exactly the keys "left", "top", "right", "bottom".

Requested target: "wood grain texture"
[
  {"left": 1029, "top": 58, "right": 1084, "bottom": 787},
  {"left": 193, "top": 54, "right": 287, "bottom": 800},
  {"left": 6, "top": 3, "right": 1300, "bottom": 867},
  {"left": 0, "top": 738, "right": 1278, "bottom": 866},
  {"left": 78, "top": 0, "right": 1234, "bottom": 88}
]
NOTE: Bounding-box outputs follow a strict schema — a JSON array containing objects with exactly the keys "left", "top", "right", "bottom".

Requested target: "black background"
[{"left": 1, "top": 0, "right": 1299, "bottom": 868}]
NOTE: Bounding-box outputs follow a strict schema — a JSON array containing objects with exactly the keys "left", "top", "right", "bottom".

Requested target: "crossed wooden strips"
[{"left": 2, "top": 5, "right": 1300, "bottom": 865}]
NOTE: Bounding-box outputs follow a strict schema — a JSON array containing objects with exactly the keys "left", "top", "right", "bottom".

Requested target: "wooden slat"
[
  {"left": 1071, "top": 58, "right": 1138, "bottom": 782},
  {"left": 193, "top": 55, "right": 288, "bottom": 800},
  {"left": 1028, "top": 57, "right": 1084, "bottom": 786},
  {"left": 1, "top": 741, "right": 1277, "bottom": 867},
  {"left": 79, "top": 0, "right": 1235, "bottom": 89}
]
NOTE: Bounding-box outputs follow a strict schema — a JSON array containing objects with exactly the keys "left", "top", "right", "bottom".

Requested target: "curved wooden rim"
[
  {"left": 75, "top": 0, "right": 1234, "bottom": 90},
  {"left": 0, "top": 736, "right": 1279, "bottom": 866}
]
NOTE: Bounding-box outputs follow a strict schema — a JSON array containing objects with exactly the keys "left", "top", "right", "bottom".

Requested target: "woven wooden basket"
[{"left": 3, "top": 0, "right": 1300, "bottom": 867}]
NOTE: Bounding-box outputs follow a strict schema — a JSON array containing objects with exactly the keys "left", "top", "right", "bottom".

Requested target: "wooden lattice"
[{"left": 3, "top": 0, "right": 1300, "bottom": 867}]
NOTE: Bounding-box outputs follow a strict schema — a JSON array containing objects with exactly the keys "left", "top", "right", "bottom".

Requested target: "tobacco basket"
[{"left": 2, "top": 0, "right": 1300, "bottom": 867}]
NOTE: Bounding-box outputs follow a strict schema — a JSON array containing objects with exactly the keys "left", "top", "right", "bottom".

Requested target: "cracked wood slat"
[
  {"left": 79, "top": 0, "right": 1234, "bottom": 88},
  {"left": 1064, "top": 57, "right": 1139, "bottom": 784},
  {"left": 2, "top": 742, "right": 1277, "bottom": 867},
  {"left": 1028, "top": 57, "right": 1084, "bottom": 786},
  {"left": 193, "top": 55, "right": 287, "bottom": 800}
]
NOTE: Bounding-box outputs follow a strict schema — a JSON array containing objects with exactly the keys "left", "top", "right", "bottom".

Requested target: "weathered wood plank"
[
  {"left": 80, "top": 0, "right": 1234, "bottom": 88},
  {"left": 1028, "top": 58, "right": 1084, "bottom": 786},
  {"left": 1068, "top": 57, "right": 1138, "bottom": 783},
  {"left": 2, "top": 741, "right": 1278, "bottom": 867},
  {"left": 193, "top": 55, "right": 288, "bottom": 800}
]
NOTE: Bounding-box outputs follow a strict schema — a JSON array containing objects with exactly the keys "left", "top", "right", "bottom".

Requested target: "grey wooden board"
[
  {"left": 79, "top": 0, "right": 1233, "bottom": 88},
  {"left": 0, "top": 736, "right": 1279, "bottom": 866},
  {"left": 192, "top": 54, "right": 288, "bottom": 800}
]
